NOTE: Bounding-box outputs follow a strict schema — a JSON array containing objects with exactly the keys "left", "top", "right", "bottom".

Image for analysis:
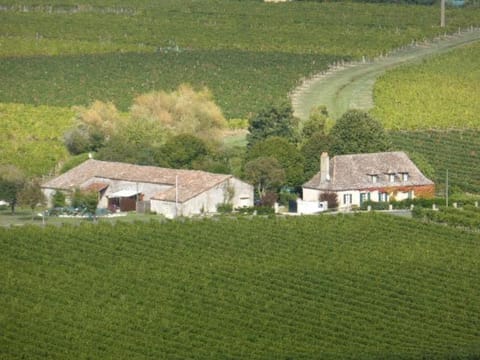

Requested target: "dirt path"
[{"left": 291, "top": 27, "right": 480, "bottom": 120}]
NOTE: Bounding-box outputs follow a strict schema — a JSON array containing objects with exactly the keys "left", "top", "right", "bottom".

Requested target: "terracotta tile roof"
[
  {"left": 303, "top": 151, "right": 434, "bottom": 191},
  {"left": 83, "top": 182, "right": 109, "bottom": 192},
  {"left": 42, "top": 159, "right": 232, "bottom": 203},
  {"left": 151, "top": 173, "right": 231, "bottom": 203}
]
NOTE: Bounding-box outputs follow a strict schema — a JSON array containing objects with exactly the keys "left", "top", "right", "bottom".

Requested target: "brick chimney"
[{"left": 320, "top": 152, "right": 330, "bottom": 183}]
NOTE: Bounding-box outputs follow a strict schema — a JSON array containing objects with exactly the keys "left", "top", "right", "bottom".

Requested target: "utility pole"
[
  {"left": 445, "top": 169, "right": 449, "bottom": 207},
  {"left": 441, "top": 0, "right": 446, "bottom": 28}
]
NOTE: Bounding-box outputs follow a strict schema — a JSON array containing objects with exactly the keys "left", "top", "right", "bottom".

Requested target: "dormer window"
[
  {"left": 401, "top": 172, "right": 409, "bottom": 181},
  {"left": 388, "top": 173, "right": 395, "bottom": 183},
  {"left": 371, "top": 174, "right": 378, "bottom": 184}
]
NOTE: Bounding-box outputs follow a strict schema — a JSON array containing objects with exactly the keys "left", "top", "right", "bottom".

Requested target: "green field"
[
  {"left": 1, "top": 214, "right": 480, "bottom": 358},
  {"left": 2, "top": 1, "right": 477, "bottom": 58},
  {"left": 1, "top": 1, "right": 480, "bottom": 176},
  {"left": 373, "top": 41, "right": 480, "bottom": 130},
  {"left": 0, "top": 50, "right": 334, "bottom": 118},
  {"left": 390, "top": 129, "right": 480, "bottom": 194},
  {"left": 0, "top": 103, "right": 74, "bottom": 176},
  {"left": 415, "top": 204, "right": 480, "bottom": 230}
]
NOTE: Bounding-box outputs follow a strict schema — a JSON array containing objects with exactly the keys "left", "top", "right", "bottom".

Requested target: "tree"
[
  {"left": 0, "top": 165, "right": 25, "bottom": 214},
  {"left": 96, "top": 118, "right": 165, "bottom": 165},
  {"left": 130, "top": 84, "right": 227, "bottom": 142},
  {"left": 301, "top": 132, "right": 333, "bottom": 181},
  {"left": 244, "top": 156, "right": 285, "bottom": 199},
  {"left": 246, "top": 102, "right": 299, "bottom": 148},
  {"left": 301, "top": 105, "right": 330, "bottom": 140},
  {"left": 247, "top": 137, "right": 305, "bottom": 188},
  {"left": 162, "top": 134, "right": 209, "bottom": 169},
  {"left": 18, "top": 179, "right": 47, "bottom": 219},
  {"left": 52, "top": 191, "right": 66, "bottom": 208},
  {"left": 65, "top": 101, "right": 121, "bottom": 155},
  {"left": 329, "top": 110, "right": 391, "bottom": 155},
  {"left": 95, "top": 86, "right": 226, "bottom": 166}
]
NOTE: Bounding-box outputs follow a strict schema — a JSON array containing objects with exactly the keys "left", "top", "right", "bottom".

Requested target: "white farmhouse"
[
  {"left": 42, "top": 159, "right": 253, "bottom": 218},
  {"left": 302, "top": 151, "right": 435, "bottom": 210}
]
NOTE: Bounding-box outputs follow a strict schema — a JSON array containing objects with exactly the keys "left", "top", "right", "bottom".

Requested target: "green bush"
[
  {"left": 217, "top": 203, "right": 233, "bottom": 214},
  {"left": 278, "top": 191, "right": 297, "bottom": 206}
]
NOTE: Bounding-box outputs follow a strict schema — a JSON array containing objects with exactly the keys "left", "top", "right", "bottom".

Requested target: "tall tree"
[
  {"left": 301, "top": 105, "right": 330, "bottom": 140},
  {"left": 329, "top": 110, "right": 391, "bottom": 155},
  {"left": 0, "top": 165, "right": 25, "bottom": 214},
  {"left": 246, "top": 102, "right": 299, "bottom": 148},
  {"left": 162, "top": 134, "right": 209, "bottom": 169},
  {"left": 301, "top": 132, "right": 333, "bottom": 181},
  {"left": 247, "top": 136, "right": 305, "bottom": 188},
  {"left": 244, "top": 157, "right": 285, "bottom": 200}
]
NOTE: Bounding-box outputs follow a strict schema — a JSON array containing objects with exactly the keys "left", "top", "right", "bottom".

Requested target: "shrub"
[
  {"left": 255, "top": 206, "right": 275, "bottom": 215},
  {"left": 217, "top": 203, "right": 233, "bottom": 214},
  {"left": 320, "top": 192, "right": 338, "bottom": 209},
  {"left": 52, "top": 191, "right": 66, "bottom": 208},
  {"left": 279, "top": 191, "right": 297, "bottom": 206},
  {"left": 260, "top": 192, "right": 278, "bottom": 207}
]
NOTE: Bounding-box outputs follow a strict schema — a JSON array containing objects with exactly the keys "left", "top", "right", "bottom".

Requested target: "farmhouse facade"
[
  {"left": 303, "top": 151, "right": 434, "bottom": 210},
  {"left": 42, "top": 159, "right": 253, "bottom": 218}
]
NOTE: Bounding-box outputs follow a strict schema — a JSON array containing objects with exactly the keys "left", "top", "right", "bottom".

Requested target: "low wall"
[{"left": 297, "top": 200, "right": 328, "bottom": 214}]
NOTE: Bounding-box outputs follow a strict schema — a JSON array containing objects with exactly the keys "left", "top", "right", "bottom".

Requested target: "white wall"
[
  {"left": 150, "top": 200, "right": 177, "bottom": 219},
  {"left": 150, "top": 178, "right": 253, "bottom": 218},
  {"left": 297, "top": 199, "right": 328, "bottom": 214},
  {"left": 229, "top": 178, "right": 254, "bottom": 208},
  {"left": 302, "top": 188, "right": 319, "bottom": 202}
]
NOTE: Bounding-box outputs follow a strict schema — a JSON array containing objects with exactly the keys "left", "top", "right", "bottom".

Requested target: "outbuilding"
[{"left": 42, "top": 159, "right": 253, "bottom": 218}]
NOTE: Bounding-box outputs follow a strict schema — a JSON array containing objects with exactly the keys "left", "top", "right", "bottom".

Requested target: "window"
[
  {"left": 343, "top": 193, "right": 352, "bottom": 205},
  {"left": 378, "top": 192, "right": 388, "bottom": 202},
  {"left": 389, "top": 173, "right": 395, "bottom": 183},
  {"left": 360, "top": 192, "right": 370, "bottom": 204},
  {"left": 401, "top": 172, "right": 409, "bottom": 181},
  {"left": 371, "top": 174, "right": 378, "bottom": 183}
]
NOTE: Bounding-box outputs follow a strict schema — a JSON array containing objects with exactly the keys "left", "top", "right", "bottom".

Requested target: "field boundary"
[{"left": 291, "top": 27, "right": 480, "bottom": 120}]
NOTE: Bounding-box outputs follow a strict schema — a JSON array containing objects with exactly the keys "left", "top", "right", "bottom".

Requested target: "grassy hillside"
[
  {"left": 1, "top": 214, "right": 480, "bottom": 359},
  {"left": 373, "top": 41, "right": 480, "bottom": 130}
]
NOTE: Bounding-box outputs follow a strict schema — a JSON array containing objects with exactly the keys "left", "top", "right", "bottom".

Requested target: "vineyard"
[
  {"left": 0, "top": 50, "right": 334, "bottom": 118},
  {"left": 415, "top": 204, "right": 480, "bottom": 230},
  {"left": 1, "top": 214, "right": 480, "bottom": 358},
  {"left": 0, "top": 103, "right": 73, "bottom": 176},
  {"left": 2, "top": 2, "right": 479, "bottom": 58},
  {"left": 390, "top": 129, "right": 480, "bottom": 194},
  {"left": 1, "top": 1, "right": 480, "bottom": 175},
  {"left": 372, "top": 41, "right": 480, "bottom": 130}
]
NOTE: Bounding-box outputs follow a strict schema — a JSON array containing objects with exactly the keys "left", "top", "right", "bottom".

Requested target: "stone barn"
[{"left": 42, "top": 159, "right": 253, "bottom": 218}]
